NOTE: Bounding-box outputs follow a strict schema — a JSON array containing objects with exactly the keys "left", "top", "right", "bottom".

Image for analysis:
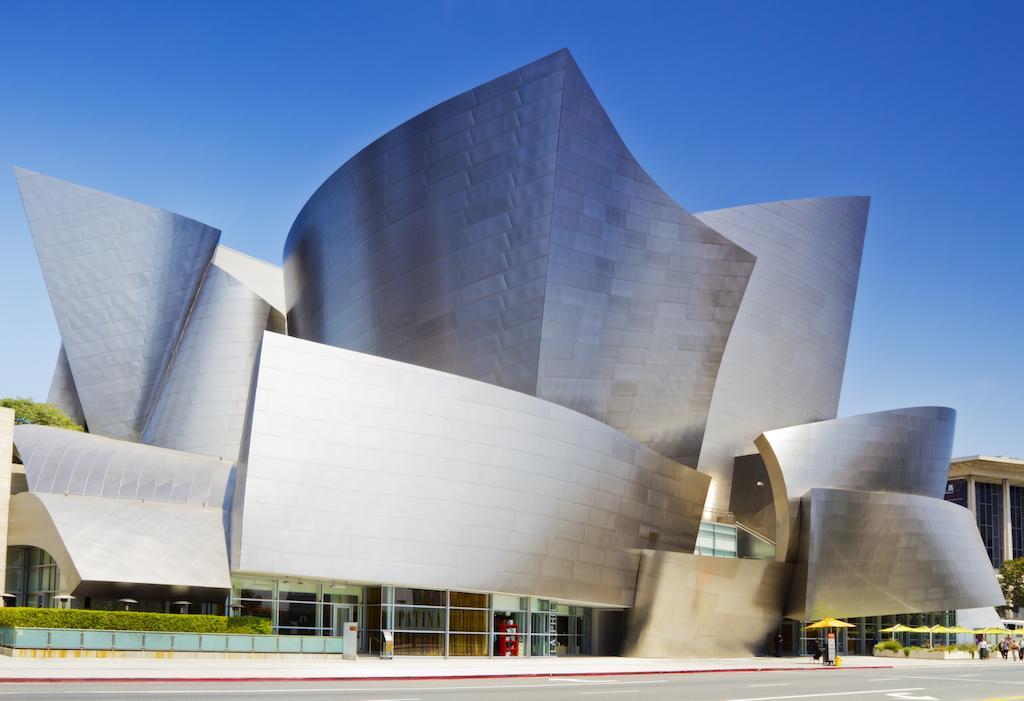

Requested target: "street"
[{"left": 0, "top": 665, "right": 1023, "bottom": 700}]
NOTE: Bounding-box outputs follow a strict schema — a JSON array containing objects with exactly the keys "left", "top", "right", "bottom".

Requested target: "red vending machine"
[{"left": 497, "top": 618, "right": 519, "bottom": 656}]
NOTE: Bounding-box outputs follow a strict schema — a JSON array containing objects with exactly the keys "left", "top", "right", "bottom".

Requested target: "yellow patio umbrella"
[
  {"left": 927, "top": 624, "right": 954, "bottom": 647},
  {"left": 806, "top": 617, "right": 856, "bottom": 630},
  {"left": 879, "top": 623, "right": 913, "bottom": 640},
  {"left": 975, "top": 627, "right": 1012, "bottom": 634},
  {"left": 947, "top": 625, "right": 974, "bottom": 634},
  {"left": 907, "top": 625, "right": 933, "bottom": 633}
]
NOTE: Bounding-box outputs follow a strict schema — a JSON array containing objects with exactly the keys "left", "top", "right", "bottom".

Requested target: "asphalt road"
[{"left": 0, "top": 665, "right": 1022, "bottom": 700}]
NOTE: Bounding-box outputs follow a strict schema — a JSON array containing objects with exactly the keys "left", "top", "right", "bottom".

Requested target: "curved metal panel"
[
  {"left": 211, "top": 245, "right": 286, "bottom": 314},
  {"left": 46, "top": 344, "right": 85, "bottom": 428},
  {"left": 283, "top": 49, "right": 754, "bottom": 466},
  {"left": 13, "top": 168, "right": 220, "bottom": 441},
  {"left": 12, "top": 425, "right": 233, "bottom": 508},
  {"left": 8, "top": 491, "right": 230, "bottom": 592},
  {"left": 790, "top": 488, "right": 1004, "bottom": 620},
  {"left": 536, "top": 59, "right": 754, "bottom": 467},
  {"left": 622, "top": 549, "right": 792, "bottom": 657},
  {"left": 756, "top": 406, "right": 956, "bottom": 499},
  {"left": 694, "top": 197, "right": 869, "bottom": 510},
  {"left": 283, "top": 50, "right": 569, "bottom": 392},
  {"left": 141, "top": 264, "right": 270, "bottom": 461},
  {"left": 233, "top": 332, "right": 710, "bottom": 607}
]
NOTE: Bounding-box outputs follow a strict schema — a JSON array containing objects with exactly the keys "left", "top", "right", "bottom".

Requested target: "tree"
[
  {"left": 0, "top": 398, "right": 83, "bottom": 432},
  {"left": 998, "top": 556, "right": 1024, "bottom": 610}
]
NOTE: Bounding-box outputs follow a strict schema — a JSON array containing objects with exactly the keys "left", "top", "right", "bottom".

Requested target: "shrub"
[
  {"left": 1, "top": 398, "right": 83, "bottom": 431},
  {"left": 903, "top": 647, "right": 910, "bottom": 657},
  {"left": 874, "top": 639, "right": 902, "bottom": 652},
  {"left": 0, "top": 608, "right": 271, "bottom": 635},
  {"left": 227, "top": 616, "right": 273, "bottom": 634}
]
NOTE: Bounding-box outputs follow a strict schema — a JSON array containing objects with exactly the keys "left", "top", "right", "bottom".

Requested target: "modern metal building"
[{"left": 6, "top": 48, "right": 1004, "bottom": 657}]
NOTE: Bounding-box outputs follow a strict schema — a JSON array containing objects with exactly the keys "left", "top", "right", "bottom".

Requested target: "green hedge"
[{"left": 0, "top": 608, "right": 271, "bottom": 635}]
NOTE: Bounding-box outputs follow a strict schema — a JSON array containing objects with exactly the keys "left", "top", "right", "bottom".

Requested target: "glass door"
[{"left": 332, "top": 604, "right": 356, "bottom": 637}]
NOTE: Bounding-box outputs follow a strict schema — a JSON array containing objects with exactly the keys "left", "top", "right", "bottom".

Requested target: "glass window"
[
  {"left": 394, "top": 632, "right": 443, "bottom": 656},
  {"left": 394, "top": 587, "right": 444, "bottom": 606},
  {"left": 277, "top": 600, "right": 317, "bottom": 630},
  {"left": 232, "top": 576, "right": 274, "bottom": 600},
  {"left": 450, "top": 591, "right": 488, "bottom": 608},
  {"left": 976, "top": 482, "right": 1003, "bottom": 567},
  {"left": 450, "top": 608, "right": 487, "bottom": 632},
  {"left": 1011, "top": 486, "right": 1024, "bottom": 560},
  {"left": 393, "top": 606, "right": 445, "bottom": 631},
  {"left": 449, "top": 633, "right": 488, "bottom": 656}
]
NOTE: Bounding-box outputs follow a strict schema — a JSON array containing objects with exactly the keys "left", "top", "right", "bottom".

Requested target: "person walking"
[
  {"left": 1000, "top": 636, "right": 1010, "bottom": 660},
  {"left": 979, "top": 638, "right": 989, "bottom": 660},
  {"left": 1010, "top": 637, "right": 1019, "bottom": 661}
]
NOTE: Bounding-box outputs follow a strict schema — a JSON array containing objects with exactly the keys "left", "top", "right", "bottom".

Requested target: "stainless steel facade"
[
  {"left": 695, "top": 198, "right": 869, "bottom": 511},
  {"left": 283, "top": 49, "right": 755, "bottom": 467},
  {"left": 141, "top": 263, "right": 272, "bottom": 461},
  {"left": 787, "top": 488, "right": 1005, "bottom": 620},
  {"left": 8, "top": 491, "right": 230, "bottom": 599},
  {"left": 232, "top": 331, "right": 709, "bottom": 607},
  {"left": 9, "top": 48, "right": 1005, "bottom": 654},
  {"left": 46, "top": 344, "right": 85, "bottom": 428},
  {"left": 623, "top": 549, "right": 792, "bottom": 657},
  {"left": 12, "top": 425, "right": 233, "bottom": 508},
  {"left": 14, "top": 167, "right": 221, "bottom": 442},
  {"left": 756, "top": 407, "right": 956, "bottom": 500}
]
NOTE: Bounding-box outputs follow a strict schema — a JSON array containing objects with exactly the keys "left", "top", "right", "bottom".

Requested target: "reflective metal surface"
[
  {"left": 232, "top": 331, "right": 709, "bottom": 607},
  {"left": 141, "top": 263, "right": 272, "bottom": 461},
  {"left": 283, "top": 49, "right": 754, "bottom": 467},
  {"left": 13, "top": 425, "right": 233, "bottom": 508},
  {"left": 211, "top": 245, "right": 286, "bottom": 316},
  {"left": 787, "top": 488, "right": 1005, "bottom": 620},
  {"left": 8, "top": 491, "right": 230, "bottom": 595},
  {"left": 756, "top": 406, "right": 956, "bottom": 499},
  {"left": 623, "top": 549, "right": 792, "bottom": 657},
  {"left": 695, "top": 198, "right": 869, "bottom": 510},
  {"left": 46, "top": 344, "right": 85, "bottom": 428},
  {"left": 14, "top": 167, "right": 220, "bottom": 441}
]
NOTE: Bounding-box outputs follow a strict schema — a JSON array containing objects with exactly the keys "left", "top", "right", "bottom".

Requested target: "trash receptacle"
[{"left": 381, "top": 630, "right": 394, "bottom": 660}]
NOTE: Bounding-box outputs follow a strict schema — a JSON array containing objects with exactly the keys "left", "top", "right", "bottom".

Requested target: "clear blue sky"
[{"left": 1, "top": 1, "right": 1020, "bottom": 458}]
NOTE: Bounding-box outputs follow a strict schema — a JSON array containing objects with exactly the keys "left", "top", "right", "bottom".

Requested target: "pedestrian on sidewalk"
[
  {"left": 775, "top": 632, "right": 784, "bottom": 657},
  {"left": 1001, "top": 636, "right": 1010, "bottom": 660},
  {"left": 1010, "top": 637, "right": 1019, "bottom": 661},
  {"left": 979, "top": 638, "right": 989, "bottom": 660}
]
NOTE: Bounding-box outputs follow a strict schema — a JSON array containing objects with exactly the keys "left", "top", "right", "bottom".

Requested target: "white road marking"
[
  {"left": 550, "top": 677, "right": 616, "bottom": 683},
  {"left": 886, "top": 694, "right": 936, "bottom": 701},
  {"left": 958, "top": 674, "right": 980, "bottom": 678},
  {"left": 729, "top": 688, "right": 925, "bottom": 701},
  {"left": 895, "top": 674, "right": 1024, "bottom": 686},
  {"left": 750, "top": 684, "right": 792, "bottom": 687},
  {"left": 580, "top": 692, "right": 638, "bottom": 697},
  {"left": 0, "top": 679, "right": 669, "bottom": 696},
  {"left": 869, "top": 679, "right": 894, "bottom": 682}
]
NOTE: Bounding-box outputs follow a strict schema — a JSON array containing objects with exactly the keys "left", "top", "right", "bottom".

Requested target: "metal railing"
[{"left": 0, "top": 626, "right": 344, "bottom": 654}]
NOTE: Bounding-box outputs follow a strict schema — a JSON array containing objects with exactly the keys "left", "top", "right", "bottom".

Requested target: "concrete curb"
[{"left": 0, "top": 665, "right": 897, "bottom": 683}]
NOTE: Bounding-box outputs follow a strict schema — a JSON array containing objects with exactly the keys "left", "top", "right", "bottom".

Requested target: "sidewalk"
[{"left": 0, "top": 653, "right": 1000, "bottom": 682}]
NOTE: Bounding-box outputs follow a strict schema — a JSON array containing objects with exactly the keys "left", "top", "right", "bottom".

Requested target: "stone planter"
[{"left": 874, "top": 648, "right": 974, "bottom": 660}]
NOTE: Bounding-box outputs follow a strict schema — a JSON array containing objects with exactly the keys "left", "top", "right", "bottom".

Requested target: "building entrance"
[{"left": 330, "top": 604, "right": 356, "bottom": 638}]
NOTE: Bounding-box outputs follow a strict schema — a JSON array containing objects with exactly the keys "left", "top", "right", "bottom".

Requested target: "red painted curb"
[{"left": 0, "top": 665, "right": 896, "bottom": 684}]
